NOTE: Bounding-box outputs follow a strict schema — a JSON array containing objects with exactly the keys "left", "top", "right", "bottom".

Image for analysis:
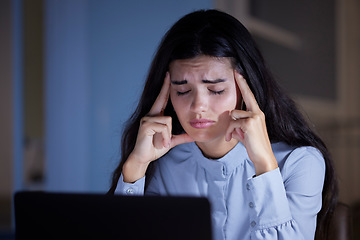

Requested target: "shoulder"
[
  {"left": 273, "top": 142, "right": 326, "bottom": 193},
  {"left": 272, "top": 142, "right": 324, "bottom": 169},
  {"left": 156, "top": 142, "right": 196, "bottom": 167}
]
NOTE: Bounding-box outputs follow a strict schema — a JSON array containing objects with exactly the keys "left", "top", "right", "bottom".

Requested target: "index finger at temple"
[
  {"left": 234, "top": 71, "right": 260, "bottom": 112},
  {"left": 148, "top": 72, "right": 171, "bottom": 116}
]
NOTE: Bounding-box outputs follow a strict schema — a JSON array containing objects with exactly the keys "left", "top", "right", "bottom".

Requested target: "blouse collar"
[{"left": 190, "top": 142, "right": 249, "bottom": 180}]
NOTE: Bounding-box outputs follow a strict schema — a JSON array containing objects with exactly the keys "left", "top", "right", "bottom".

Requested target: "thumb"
[
  {"left": 231, "top": 128, "right": 244, "bottom": 142},
  {"left": 170, "top": 133, "right": 194, "bottom": 148}
]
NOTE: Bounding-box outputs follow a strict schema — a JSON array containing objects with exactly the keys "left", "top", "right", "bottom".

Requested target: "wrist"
[
  {"left": 253, "top": 155, "right": 278, "bottom": 176},
  {"left": 122, "top": 155, "right": 150, "bottom": 183}
]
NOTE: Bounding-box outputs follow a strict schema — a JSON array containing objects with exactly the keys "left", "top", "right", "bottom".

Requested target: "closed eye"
[
  {"left": 177, "top": 90, "right": 191, "bottom": 96},
  {"left": 209, "top": 89, "right": 225, "bottom": 95}
]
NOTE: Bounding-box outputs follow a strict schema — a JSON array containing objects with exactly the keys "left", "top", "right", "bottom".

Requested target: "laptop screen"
[{"left": 14, "top": 191, "right": 212, "bottom": 240}]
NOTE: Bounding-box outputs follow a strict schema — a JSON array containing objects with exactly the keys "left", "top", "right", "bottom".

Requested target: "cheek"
[{"left": 214, "top": 92, "right": 238, "bottom": 112}]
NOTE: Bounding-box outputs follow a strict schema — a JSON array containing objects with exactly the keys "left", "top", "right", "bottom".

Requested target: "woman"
[{"left": 109, "top": 9, "right": 337, "bottom": 240}]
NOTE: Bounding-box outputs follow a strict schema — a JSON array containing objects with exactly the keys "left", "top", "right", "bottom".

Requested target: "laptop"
[{"left": 14, "top": 191, "right": 212, "bottom": 240}]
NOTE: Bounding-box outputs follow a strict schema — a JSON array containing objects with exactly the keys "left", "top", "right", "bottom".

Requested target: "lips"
[{"left": 189, "top": 119, "right": 215, "bottom": 129}]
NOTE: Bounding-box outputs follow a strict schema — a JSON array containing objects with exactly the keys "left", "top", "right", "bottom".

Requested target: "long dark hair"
[{"left": 108, "top": 9, "right": 337, "bottom": 239}]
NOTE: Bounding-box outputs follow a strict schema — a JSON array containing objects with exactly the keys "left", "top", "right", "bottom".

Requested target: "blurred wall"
[
  {"left": 0, "top": 0, "right": 13, "bottom": 199},
  {"left": 44, "top": 0, "right": 212, "bottom": 192},
  {"left": 0, "top": 0, "right": 22, "bottom": 232}
]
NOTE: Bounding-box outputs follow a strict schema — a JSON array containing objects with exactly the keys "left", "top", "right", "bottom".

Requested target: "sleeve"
[
  {"left": 114, "top": 174, "right": 146, "bottom": 196},
  {"left": 114, "top": 166, "right": 164, "bottom": 196},
  {"left": 144, "top": 166, "right": 167, "bottom": 196},
  {"left": 245, "top": 147, "right": 325, "bottom": 240}
]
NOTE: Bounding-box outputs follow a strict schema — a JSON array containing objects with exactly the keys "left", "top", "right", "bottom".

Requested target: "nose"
[{"left": 190, "top": 91, "right": 208, "bottom": 113}]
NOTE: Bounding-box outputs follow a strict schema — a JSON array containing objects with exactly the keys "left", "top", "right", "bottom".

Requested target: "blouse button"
[
  {"left": 249, "top": 202, "right": 254, "bottom": 208},
  {"left": 222, "top": 165, "right": 226, "bottom": 176},
  {"left": 250, "top": 221, "right": 256, "bottom": 228},
  {"left": 126, "top": 188, "right": 134, "bottom": 195},
  {"left": 246, "top": 183, "right": 250, "bottom": 190}
]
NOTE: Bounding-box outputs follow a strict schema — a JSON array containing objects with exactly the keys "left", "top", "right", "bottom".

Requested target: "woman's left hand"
[{"left": 225, "top": 71, "right": 278, "bottom": 176}]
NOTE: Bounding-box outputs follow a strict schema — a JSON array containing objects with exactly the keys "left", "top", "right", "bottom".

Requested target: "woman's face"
[{"left": 169, "top": 55, "right": 241, "bottom": 144}]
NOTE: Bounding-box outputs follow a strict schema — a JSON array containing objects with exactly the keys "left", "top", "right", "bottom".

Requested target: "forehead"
[{"left": 169, "top": 56, "right": 233, "bottom": 74}]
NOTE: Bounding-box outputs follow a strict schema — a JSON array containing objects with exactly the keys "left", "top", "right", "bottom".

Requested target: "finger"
[
  {"left": 234, "top": 71, "right": 260, "bottom": 113},
  {"left": 170, "top": 133, "right": 194, "bottom": 148},
  {"left": 230, "top": 109, "right": 253, "bottom": 121},
  {"left": 148, "top": 72, "right": 170, "bottom": 116},
  {"left": 225, "top": 126, "right": 242, "bottom": 142},
  {"left": 235, "top": 128, "right": 243, "bottom": 140},
  {"left": 141, "top": 123, "right": 170, "bottom": 149},
  {"left": 225, "top": 118, "right": 237, "bottom": 142},
  {"left": 141, "top": 116, "right": 172, "bottom": 125},
  {"left": 227, "top": 128, "right": 244, "bottom": 142},
  {"left": 225, "top": 124, "right": 236, "bottom": 142},
  {"left": 225, "top": 112, "right": 252, "bottom": 142},
  {"left": 141, "top": 116, "right": 172, "bottom": 148},
  {"left": 141, "top": 121, "right": 169, "bottom": 137},
  {"left": 153, "top": 130, "right": 171, "bottom": 149},
  {"left": 225, "top": 120, "right": 246, "bottom": 142}
]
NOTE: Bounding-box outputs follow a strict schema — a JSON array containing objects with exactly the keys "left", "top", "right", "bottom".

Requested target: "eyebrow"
[
  {"left": 171, "top": 80, "right": 188, "bottom": 85},
  {"left": 171, "top": 79, "right": 226, "bottom": 85},
  {"left": 202, "top": 79, "right": 226, "bottom": 84}
]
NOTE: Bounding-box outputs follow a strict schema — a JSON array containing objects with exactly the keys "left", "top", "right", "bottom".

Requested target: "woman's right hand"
[{"left": 122, "top": 72, "right": 193, "bottom": 183}]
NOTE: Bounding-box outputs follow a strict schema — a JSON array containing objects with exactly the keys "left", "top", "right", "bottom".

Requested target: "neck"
[{"left": 196, "top": 138, "right": 238, "bottom": 159}]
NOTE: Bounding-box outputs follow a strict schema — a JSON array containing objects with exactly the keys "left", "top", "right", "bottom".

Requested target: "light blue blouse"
[{"left": 116, "top": 142, "right": 325, "bottom": 240}]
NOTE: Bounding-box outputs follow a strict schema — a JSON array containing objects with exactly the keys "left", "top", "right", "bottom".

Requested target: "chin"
[{"left": 187, "top": 131, "right": 223, "bottom": 144}]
